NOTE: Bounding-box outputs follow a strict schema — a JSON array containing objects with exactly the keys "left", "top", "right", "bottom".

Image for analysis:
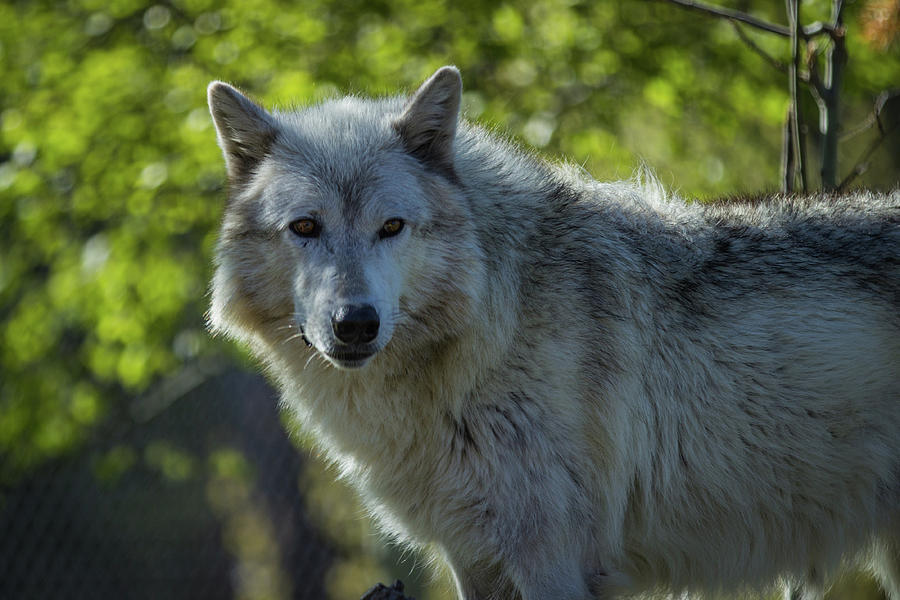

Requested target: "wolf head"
[{"left": 208, "top": 67, "right": 484, "bottom": 371}]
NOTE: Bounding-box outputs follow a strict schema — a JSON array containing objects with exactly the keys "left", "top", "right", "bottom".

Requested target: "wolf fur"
[{"left": 207, "top": 66, "right": 900, "bottom": 600}]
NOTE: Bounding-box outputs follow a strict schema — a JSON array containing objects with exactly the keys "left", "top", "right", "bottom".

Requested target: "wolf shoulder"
[
  {"left": 539, "top": 184, "right": 900, "bottom": 301},
  {"left": 512, "top": 182, "right": 900, "bottom": 398}
]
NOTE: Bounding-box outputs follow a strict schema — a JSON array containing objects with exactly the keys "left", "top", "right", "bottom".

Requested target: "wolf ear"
[
  {"left": 207, "top": 81, "right": 278, "bottom": 185},
  {"left": 394, "top": 66, "right": 462, "bottom": 176}
]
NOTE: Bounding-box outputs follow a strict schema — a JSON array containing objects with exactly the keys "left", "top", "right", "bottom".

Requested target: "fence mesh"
[{"left": 0, "top": 369, "right": 336, "bottom": 600}]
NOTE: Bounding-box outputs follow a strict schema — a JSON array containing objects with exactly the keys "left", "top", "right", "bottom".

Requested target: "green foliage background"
[{"left": 1, "top": 0, "right": 897, "bottom": 598}]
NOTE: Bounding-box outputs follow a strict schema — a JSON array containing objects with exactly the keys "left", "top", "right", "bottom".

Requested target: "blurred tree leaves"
[{"left": 0, "top": 1, "right": 897, "bottom": 595}]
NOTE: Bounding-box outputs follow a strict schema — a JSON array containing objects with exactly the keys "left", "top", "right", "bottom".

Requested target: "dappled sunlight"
[{"left": 207, "top": 448, "right": 292, "bottom": 600}]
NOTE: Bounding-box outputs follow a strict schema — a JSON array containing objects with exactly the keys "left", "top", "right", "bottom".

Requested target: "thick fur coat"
[{"left": 207, "top": 67, "right": 900, "bottom": 600}]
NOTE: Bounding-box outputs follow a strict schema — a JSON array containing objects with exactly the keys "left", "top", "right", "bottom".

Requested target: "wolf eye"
[
  {"left": 289, "top": 218, "right": 320, "bottom": 238},
  {"left": 379, "top": 218, "right": 404, "bottom": 239}
]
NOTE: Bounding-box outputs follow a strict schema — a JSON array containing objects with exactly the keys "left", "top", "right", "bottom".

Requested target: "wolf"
[{"left": 207, "top": 66, "right": 900, "bottom": 600}]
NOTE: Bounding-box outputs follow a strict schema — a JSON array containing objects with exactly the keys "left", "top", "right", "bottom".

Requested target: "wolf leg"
[
  {"left": 448, "top": 559, "right": 515, "bottom": 600},
  {"left": 784, "top": 569, "right": 824, "bottom": 600},
  {"left": 873, "top": 537, "right": 900, "bottom": 600},
  {"left": 448, "top": 558, "right": 592, "bottom": 600},
  {"left": 508, "top": 559, "right": 593, "bottom": 600},
  {"left": 785, "top": 585, "right": 824, "bottom": 600}
]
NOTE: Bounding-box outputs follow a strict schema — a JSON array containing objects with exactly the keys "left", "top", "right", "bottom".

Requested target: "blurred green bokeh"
[{"left": 1, "top": 0, "right": 897, "bottom": 598}]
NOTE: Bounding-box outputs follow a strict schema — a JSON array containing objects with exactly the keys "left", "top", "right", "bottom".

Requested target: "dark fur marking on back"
[{"left": 447, "top": 411, "right": 479, "bottom": 455}]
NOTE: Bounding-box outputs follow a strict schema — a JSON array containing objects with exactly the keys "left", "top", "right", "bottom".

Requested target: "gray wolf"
[{"left": 207, "top": 66, "right": 900, "bottom": 600}]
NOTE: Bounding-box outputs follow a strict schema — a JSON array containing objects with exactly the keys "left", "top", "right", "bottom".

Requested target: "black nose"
[{"left": 331, "top": 304, "right": 380, "bottom": 344}]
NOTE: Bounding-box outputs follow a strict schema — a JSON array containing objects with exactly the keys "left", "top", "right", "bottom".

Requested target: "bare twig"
[
  {"left": 731, "top": 22, "right": 788, "bottom": 73},
  {"left": 837, "top": 96, "right": 900, "bottom": 190},
  {"left": 130, "top": 357, "right": 228, "bottom": 423},
  {"left": 782, "top": 107, "right": 796, "bottom": 193},
  {"left": 807, "top": 44, "right": 827, "bottom": 108},
  {"left": 819, "top": 0, "right": 847, "bottom": 189},
  {"left": 663, "top": 0, "right": 791, "bottom": 37},
  {"left": 841, "top": 90, "right": 900, "bottom": 142},
  {"left": 802, "top": 21, "right": 840, "bottom": 38},
  {"left": 787, "top": 0, "right": 808, "bottom": 192},
  {"left": 661, "top": 0, "right": 842, "bottom": 40},
  {"left": 836, "top": 120, "right": 899, "bottom": 190}
]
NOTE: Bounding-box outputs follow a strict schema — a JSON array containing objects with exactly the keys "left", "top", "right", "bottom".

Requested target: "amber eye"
[
  {"left": 289, "top": 218, "right": 320, "bottom": 238},
  {"left": 379, "top": 218, "right": 404, "bottom": 239}
]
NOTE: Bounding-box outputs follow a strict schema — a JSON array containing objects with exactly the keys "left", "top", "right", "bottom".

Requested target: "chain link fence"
[{"left": 0, "top": 368, "right": 337, "bottom": 600}]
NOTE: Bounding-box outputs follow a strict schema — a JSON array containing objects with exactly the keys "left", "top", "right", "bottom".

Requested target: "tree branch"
[
  {"left": 662, "top": 0, "right": 791, "bottom": 37},
  {"left": 806, "top": 44, "right": 827, "bottom": 102},
  {"left": 731, "top": 22, "right": 788, "bottom": 73},
  {"left": 836, "top": 120, "right": 899, "bottom": 190},
  {"left": 781, "top": 107, "right": 796, "bottom": 193},
  {"left": 841, "top": 90, "right": 900, "bottom": 142},
  {"left": 129, "top": 357, "right": 228, "bottom": 423},
  {"left": 819, "top": 0, "right": 847, "bottom": 189},
  {"left": 787, "top": 0, "right": 808, "bottom": 192},
  {"left": 837, "top": 93, "right": 900, "bottom": 190},
  {"left": 802, "top": 21, "right": 840, "bottom": 38},
  {"left": 661, "top": 0, "right": 843, "bottom": 40}
]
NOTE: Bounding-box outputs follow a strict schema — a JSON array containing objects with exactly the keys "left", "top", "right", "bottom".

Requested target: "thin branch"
[
  {"left": 661, "top": 0, "right": 841, "bottom": 39},
  {"left": 787, "top": 0, "right": 808, "bottom": 192},
  {"left": 819, "top": 0, "right": 847, "bottom": 189},
  {"left": 833, "top": 0, "right": 847, "bottom": 29},
  {"left": 802, "top": 21, "right": 840, "bottom": 38},
  {"left": 662, "top": 0, "right": 791, "bottom": 37},
  {"left": 782, "top": 107, "right": 796, "bottom": 193},
  {"left": 841, "top": 90, "right": 900, "bottom": 142},
  {"left": 129, "top": 357, "right": 228, "bottom": 423},
  {"left": 807, "top": 45, "right": 829, "bottom": 132},
  {"left": 836, "top": 119, "right": 899, "bottom": 190},
  {"left": 731, "top": 22, "right": 788, "bottom": 72},
  {"left": 837, "top": 96, "right": 900, "bottom": 190}
]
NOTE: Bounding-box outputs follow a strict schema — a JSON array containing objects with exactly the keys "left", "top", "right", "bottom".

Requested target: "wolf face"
[
  {"left": 260, "top": 163, "right": 423, "bottom": 370},
  {"left": 208, "top": 68, "right": 480, "bottom": 370}
]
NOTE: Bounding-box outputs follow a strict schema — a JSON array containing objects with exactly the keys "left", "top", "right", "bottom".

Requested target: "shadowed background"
[{"left": 1, "top": 0, "right": 898, "bottom": 598}]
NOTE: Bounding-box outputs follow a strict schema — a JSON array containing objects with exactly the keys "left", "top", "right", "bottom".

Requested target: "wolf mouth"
[{"left": 325, "top": 348, "right": 376, "bottom": 369}]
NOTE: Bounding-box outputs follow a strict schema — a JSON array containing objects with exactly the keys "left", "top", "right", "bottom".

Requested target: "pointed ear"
[
  {"left": 394, "top": 66, "right": 462, "bottom": 176},
  {"left": 207, "top": 81, "right": 278, "bottom": 185}
]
